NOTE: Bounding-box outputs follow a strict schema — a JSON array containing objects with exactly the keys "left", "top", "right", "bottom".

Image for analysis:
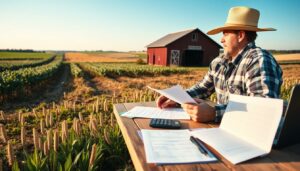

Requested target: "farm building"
[{"left": 146, "top": 28, "right": 222, "bottom": 66}]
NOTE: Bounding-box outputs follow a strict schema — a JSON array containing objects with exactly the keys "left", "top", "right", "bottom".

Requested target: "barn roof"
[{"left": 146, "top": 28, "right": 222, "bottom": 48}]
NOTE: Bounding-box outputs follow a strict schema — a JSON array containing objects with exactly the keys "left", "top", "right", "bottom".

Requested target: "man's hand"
[
  {"left": 182, "top": 98, "right": 215, "bottom": 122},
  {"left": 156, "top": 95, "right": 178, "bottom": 109}
]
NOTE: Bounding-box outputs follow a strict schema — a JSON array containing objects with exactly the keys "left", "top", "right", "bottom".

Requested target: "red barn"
[{"left": 146, "top": 28, "right": 222, "bottom": 66}]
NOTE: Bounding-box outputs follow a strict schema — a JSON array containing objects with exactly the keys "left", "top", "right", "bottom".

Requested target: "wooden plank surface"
[
  {"left": 113, "top": 104, "right": 163, "bottom": 171},
  {"left": 114, "top": 101, "right": 300, "bottom": 171}
]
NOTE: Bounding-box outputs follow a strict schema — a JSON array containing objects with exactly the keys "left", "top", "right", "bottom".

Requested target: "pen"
[{"left": 190, "top": 136, "right": 208, "bottom": 156}]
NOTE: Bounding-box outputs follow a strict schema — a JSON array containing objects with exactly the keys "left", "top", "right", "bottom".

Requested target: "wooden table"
[{"left": 113, "top": 102, "right": 300, "bottom": 171}]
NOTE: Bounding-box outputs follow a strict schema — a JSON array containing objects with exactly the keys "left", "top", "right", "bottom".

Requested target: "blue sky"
[{"left": 0, "top": 0, "right": 299, "bottom": 51}]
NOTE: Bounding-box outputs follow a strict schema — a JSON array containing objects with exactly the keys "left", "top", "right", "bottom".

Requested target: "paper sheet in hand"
[
  {"left": 121, "top": 106, "right": 190, "bottom": 120},
  {"left": 147, "top": 85, "right": 196, "bottom": 104},
  {"left": 191, "top": 94, "right": 283, "bottom": 164},
  {"left": 142, "top": 129, "right": 217, "bottom": 164}
]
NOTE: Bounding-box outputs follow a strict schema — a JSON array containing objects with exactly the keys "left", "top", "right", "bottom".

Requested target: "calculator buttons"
[{"left": 149, "top": 118, "right": 181, "bottom": 129}]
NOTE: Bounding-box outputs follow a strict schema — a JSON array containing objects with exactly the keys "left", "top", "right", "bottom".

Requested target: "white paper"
[
  {"left": 220, "top": 94, "right": 283, "bottom": 152},
  {"left": 147, "top": 85, "right": 196, "bottom": 105},
  {"left": 121, "top": 106, "right": 190, "bottom": 120},
  {"left": 191, "top": 128, "right": 266, "bottom": 164},
  {"left": 191, "top": 94, "right": 283, "bottom": 164},
  {"left": 138, "top": 128, "right": 207, "bottom": 141},
  {"left": 141, "top": 129, "right": 217, "bottom": 164}
]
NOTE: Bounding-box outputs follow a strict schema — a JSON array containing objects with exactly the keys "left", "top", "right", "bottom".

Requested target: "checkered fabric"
[{"left": 186, "top": 42, "right": 283, "bottom": 122}]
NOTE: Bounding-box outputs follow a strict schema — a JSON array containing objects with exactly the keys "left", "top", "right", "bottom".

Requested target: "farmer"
[{"left": 156, "top": 6, "right": 283, "bottom": 122}]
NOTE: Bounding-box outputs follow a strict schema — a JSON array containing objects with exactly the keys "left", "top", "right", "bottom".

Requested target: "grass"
[{"left": 0, "top": 52, "right": 54, "bottom": 60}]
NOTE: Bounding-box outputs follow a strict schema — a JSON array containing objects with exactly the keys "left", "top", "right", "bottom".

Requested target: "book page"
[
  {"left": 220, "top": 94, "right": 283, "bottom": 152},
  {"left": 147, "top": 85, "right": 196, "bottom": 105},
  {"left": 191, "top": 128, "right": 266, "bottom": 164},
  {"left": 121, "top": 106, "right": 190, "bottom": 120},
  {"left": 142, "top": 129, "right": 217, "bottom": 164}
]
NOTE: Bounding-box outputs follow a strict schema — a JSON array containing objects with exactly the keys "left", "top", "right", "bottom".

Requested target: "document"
[
  {"left": 141, "top": 129, "right": 217, "bottom": 164},
  {"left": 121, "top": 106, "right": 190, "bottom": 120},
  {"left": 147, "top": 85, "right": 196, "bottom": 105},
  {"left": 191, "top": 94, "right": 283, "bottom": 164}
]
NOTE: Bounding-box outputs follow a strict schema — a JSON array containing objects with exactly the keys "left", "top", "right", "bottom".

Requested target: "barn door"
[
  {"left": 170, "top": 50, "right": 180, "bottom": 65},
  {"left": 152, "top": 54, "right": 155, "bottom": 64}
]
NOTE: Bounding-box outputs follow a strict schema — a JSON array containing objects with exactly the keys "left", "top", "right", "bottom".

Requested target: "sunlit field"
[
  {"left": 65, "top": 52, "right": 146, "bottom": 63},
  {"left": 0, "top": 51, "right": 299, "bottom": 170},
  {"left": 274, "top": 53, "right": 300, "bottom": 64}
]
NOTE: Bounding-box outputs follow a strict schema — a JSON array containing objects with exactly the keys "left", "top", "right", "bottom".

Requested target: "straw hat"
[{"left": 207, "top": 6, "right": 276, "bottom": 35}]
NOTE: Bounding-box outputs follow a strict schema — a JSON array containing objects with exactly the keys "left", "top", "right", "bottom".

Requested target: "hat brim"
[{"left": 207, "top": 25, "right": 276, "bottom": 35}]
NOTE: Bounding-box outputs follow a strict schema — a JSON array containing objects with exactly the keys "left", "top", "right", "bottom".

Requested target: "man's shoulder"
[
  {"left": 244, "top": 45, "right": 281, "bottom": 72},
  {"left": 246, "top": 46, "right": 274, "bottom": 60}
]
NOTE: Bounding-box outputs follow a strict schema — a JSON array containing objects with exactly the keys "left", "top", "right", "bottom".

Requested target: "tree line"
[
  {"left": 0, "top": 49, "right": 46, "bottom": 53},
  {"left": 268, "top": 50, "right": 300, "bottom": 54}
]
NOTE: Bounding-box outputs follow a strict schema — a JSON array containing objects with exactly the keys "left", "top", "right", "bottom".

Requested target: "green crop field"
[
  {"left": 0, "top": 52, "right": 299, "bottom": 170},
  {"left": 0, "top": 52, "right": 54, "bottom": 60}
]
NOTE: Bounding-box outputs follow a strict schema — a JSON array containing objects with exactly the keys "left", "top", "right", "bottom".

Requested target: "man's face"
[{"left": 221, "top": 30, "right": 240, "bottom": 57}]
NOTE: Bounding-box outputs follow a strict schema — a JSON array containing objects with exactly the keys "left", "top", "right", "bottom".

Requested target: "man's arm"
[
  {"left": 183, "top": 62, "right": 219, "bottom": 123},
  {"left": 186, "top": 64, "right": 215, "bottom": 99},
  {"left": 245, "top": 51, "right": 283, "bottom": 98}
]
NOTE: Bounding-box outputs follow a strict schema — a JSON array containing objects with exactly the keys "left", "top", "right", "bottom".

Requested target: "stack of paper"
[
  {"left": 122, "top": 106, "right": 190, "bottom": 120},
  {"left": 141, "top": 129, "right": 217, "bottom": 164},
  {"left": 121, "top": 85, "right": 196, "bottom": 120}
]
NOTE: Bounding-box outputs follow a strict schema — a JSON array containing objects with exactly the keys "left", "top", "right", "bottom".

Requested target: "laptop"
[{"left": 273, "top": 84, "right": 300, "bottom": 148}]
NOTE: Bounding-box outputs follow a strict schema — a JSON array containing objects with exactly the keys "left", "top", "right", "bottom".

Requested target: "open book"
[
  {"left": 191, "top": 94, "right": 283, "bottom": 164},
  {"left": 142, "top": 94, "right": 283, "bottom": 165}
]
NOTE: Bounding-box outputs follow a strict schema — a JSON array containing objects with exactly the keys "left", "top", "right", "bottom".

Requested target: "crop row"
[
  {"left": 0, "top": 96, "right": 133, "bottom": 170},
  {"left": 79, "top": 62, "right": 191, "bottom": 77},
  {"left": 0, "top": 52, "right": 53, "bottom": 60},
  {"left": 70, "top": 63, "right": 84, "bottom": 77},
  {"left": 281, "top": 78, "right": 300, "bottom": 100},
  {"left": 0, "top": 55, "right": 63, "bottom": 93},
  {"left": 0, "top": 55, "right": 56, "bottom": 72}
]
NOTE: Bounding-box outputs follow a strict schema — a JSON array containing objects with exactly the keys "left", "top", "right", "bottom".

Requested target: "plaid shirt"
[{"left": 187, "top": 42, "right": 283, "bottom": 122}]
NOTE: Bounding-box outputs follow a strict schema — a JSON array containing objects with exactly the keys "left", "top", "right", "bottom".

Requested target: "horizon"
[{"left": 1, "top": 0, "right": 299, "bottom": 51}]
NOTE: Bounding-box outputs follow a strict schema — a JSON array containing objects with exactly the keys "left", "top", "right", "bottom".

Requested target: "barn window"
[{"left": 192, "top": 33, "right": 198, "bottom": 41}]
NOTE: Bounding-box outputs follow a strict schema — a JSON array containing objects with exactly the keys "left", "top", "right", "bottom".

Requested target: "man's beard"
[{"left": 223, "top": 50, "right": 231, "bottom": 60}]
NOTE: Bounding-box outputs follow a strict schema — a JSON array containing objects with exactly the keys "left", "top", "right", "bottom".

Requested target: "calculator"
[{"left": 149, "top": 118, "right": 181, "bottom": 129}]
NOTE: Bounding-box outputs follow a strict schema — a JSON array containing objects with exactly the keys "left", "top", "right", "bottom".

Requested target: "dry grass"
[
  {"left": 74, "top": 64, "right": 300, "bottom": 101},
  {"left": 65, "top": 52, "right": 145, "bottom": 62},
  {"left": 274, "top": 53, "right": 300, "bottom": 61},
  {"left": 281, "top": 64, "right": 300, "bottom": 78}
]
